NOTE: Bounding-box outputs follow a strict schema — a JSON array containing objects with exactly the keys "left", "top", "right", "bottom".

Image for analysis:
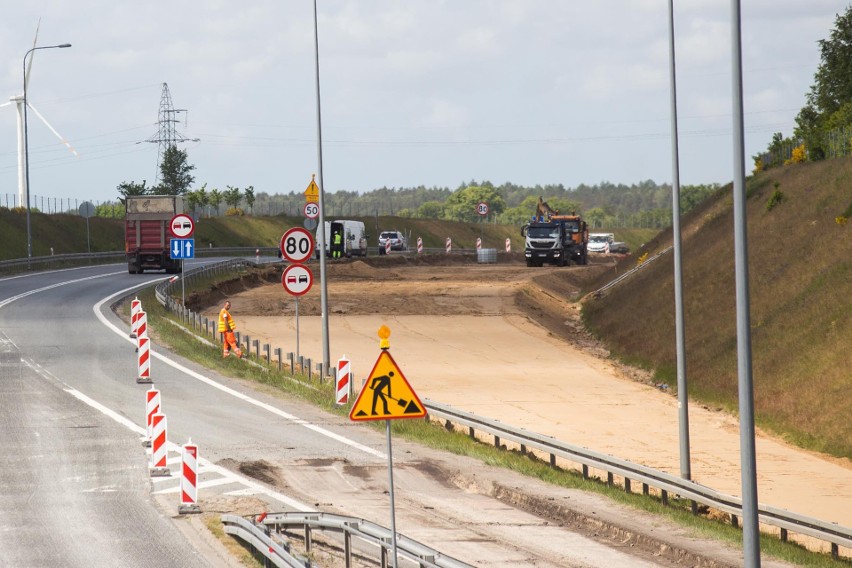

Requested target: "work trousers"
[{"left": 222, "top": 330, "right": 243, "bottom": 358}]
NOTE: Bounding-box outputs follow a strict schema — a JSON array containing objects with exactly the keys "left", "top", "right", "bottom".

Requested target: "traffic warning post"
[
  {"left": 150, "top": 413, "right": 170, "bottom": 477},
  {"left": 348, "top": 325, "right": 425, "bottom": 567},
  {"left": 137, "top": 335, "right": 152, "bottom": 384},
  {"left": 144, "top": 388, "right": 160, "bottom": 448},
  {"left": 349, "top": 327, "right": 425, "bottom": 422},
  {"left": 130, "top": 298, "right": 141, "bottom": 338},
  {"left": 179, "top": 439, "right": 202, "bottom": 514},
  {"left": 336, "top": 355, "right": 351, "bottom": 405},
  {"left": 136, "top": 311, "right": 148, "bottom": 354}
]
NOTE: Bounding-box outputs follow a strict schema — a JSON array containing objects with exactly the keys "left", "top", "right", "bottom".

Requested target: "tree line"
[
  {"left": 755, "top": 6, "right": 852, "bottom": 176},
  {"left": 114, "top": 130, "right": 718, "bottom": 229}
]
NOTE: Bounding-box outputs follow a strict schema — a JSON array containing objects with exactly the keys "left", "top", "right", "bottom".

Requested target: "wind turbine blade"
[
  {"left": 0, "top": 101, "right": 12, "bottom": 108},
  {"left": 26, "top": 101, "right": 79, "bottom": 157},
  {"left": 25, "top": 18, "right": 42, "bottom": 91}
]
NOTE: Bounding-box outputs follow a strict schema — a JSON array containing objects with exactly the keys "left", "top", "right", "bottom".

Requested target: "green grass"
[
  {"left": 581, "top": 158, "right": 852, "bottom": 461},
  {"left": 132, "top": 272, "right": 849, "bottom": 567}
]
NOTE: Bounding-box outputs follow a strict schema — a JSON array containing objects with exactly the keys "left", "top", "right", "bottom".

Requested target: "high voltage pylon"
[{"left": 143, "top": 83, "right": 198, "bottom": 183}]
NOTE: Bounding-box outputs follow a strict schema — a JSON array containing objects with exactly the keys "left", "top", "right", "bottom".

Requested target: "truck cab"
[{"left": 522, "top": 216, "right": 588, "bottom": 267}]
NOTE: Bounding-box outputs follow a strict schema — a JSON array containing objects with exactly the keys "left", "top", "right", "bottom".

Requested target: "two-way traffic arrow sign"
[{"left": 169, "top": 238, "right": 195, "bottom": 259}]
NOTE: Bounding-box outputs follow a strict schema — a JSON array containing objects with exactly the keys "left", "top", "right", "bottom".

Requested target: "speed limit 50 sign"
[{"left": 280, "top": 227, "right": 315, "bottom": 263}]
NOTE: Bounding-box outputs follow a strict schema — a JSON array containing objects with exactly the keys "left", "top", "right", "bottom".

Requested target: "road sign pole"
[
  {"left": 181, "top": 259, "right": 185, "bottom": 308},
  {"left": 295, "top": 296, "right": 300, "bottom": 364},
  {"left": 386, "top": 420, "right": 399, "bottom": 568}
]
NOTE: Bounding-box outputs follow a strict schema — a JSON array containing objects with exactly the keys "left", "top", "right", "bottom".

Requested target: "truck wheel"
[{"left": 128, "top": 265, "right": 138, "bottom": 274}]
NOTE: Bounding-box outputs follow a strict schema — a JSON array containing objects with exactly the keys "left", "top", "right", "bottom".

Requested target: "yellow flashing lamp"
[{"left": 378, "top": 325, "right": 391, "bottom": 350}]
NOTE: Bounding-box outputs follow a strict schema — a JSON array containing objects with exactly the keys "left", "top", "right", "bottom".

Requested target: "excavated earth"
[{"left": 186, "top": 253, "right": 851, "bottom": 565}]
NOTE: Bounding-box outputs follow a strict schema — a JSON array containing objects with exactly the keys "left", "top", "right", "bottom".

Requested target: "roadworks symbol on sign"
[{"left": 349, "top": 350, "right": 425, "bottom": 421}]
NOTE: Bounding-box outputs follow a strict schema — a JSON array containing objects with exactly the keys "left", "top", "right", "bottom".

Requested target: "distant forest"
[{"left": 247, "top": 179, "right": 722, "bottom": 229}]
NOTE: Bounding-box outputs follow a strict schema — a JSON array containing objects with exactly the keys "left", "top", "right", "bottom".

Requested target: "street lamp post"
[{"left": 23, "top": 42, "right": 71, "bottom": 260}]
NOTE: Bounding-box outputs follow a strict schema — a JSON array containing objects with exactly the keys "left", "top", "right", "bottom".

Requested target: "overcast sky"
[{"left": 0, "top": 1, "right": 844, "bottom": 206}]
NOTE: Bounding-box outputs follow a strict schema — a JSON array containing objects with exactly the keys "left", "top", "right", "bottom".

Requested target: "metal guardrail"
[
  {"left": 154, "top": 257, "right": 256, "bottom": 308},
  {"left": 0, "top": 247, "right": 281, "bottom": 276},
  {"left": 157, "top": 252, "right": 851, "bottom": 560},
  {"left": 221, "top": 514, "right": 312, "bottom": 568},
  {"left": 222, "top": 512, "right": 474, "bottom": 568},
  {"left": 0, "top": 251, "right": 126, "bottom": 274},
  {"left": 423, "top": 400, "right": 852, "bottom": 558},
  {"left": 587, "top": 245, "right": 673, "bottom": 298}
]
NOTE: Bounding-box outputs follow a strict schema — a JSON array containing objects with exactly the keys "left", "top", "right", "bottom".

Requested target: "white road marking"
[
  {"left": 93, "top": 282, "right": 386, "bottom": 459},
  {"left": 21, "top": 358, "right": 313, "bottom": 512},
  {"left": 0, "top": 263, "right": 123, "bottom": 283},
  {"left": 153, "top": 477, "right": 239, "bottom": 495},
  {"left": 4, "top": 270, "right": 383, "bottom": 511},
  {"left": 0, "top": 270, "right": 127, "bottom": 309}
]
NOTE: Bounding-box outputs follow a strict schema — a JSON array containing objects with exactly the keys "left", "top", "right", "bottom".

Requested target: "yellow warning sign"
[
  {"left": 304, "top": 176, "right": 319, "bottom": 203},
  {"left": 349, "top": 350, "right": 426, "bottom": 421}
]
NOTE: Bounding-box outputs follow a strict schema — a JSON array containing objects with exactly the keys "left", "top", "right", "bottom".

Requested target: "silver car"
[{"left": 378, "top": 230, "right": 407, "bottom": 252}]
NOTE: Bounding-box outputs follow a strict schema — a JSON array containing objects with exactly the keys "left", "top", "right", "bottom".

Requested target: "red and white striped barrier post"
[
  {"left": 144, "top": 388, "right": 160, "bottom": 447},
  {"left": 255, "top": 248, "right": 260, "bottom": 262},
  {"left": 605, "top": 241, "right": 611, "bottom": 256},
  {"left": 336, "top": 355, "right": 351, "bottom": 405},
  {"left": 150, "top": 413, "right": 170, "bottom": 477},
  {"left": 476, "top": 237, "right": 482, "bottom": 251},
  {"left": 137, "top": 335, "right": 152, "bottom": 384},
  {"left": 136, "top": 311, "right": 148, "bottom": 353},
  {"left": 445, "top": 237, "right": 452, "bottom": 254},
  {"left": 385, "top": 240, "right": 391, "bottom": 255},
  {"left": 179, "top": 439, "right": 201, "bottom": 514},
  {"left": 505, "top": 238, "right": 511, "bottom": 253},
  {"left": 416, "top": 237, "right": 423, "bottom": 254},
  {"left": 130, "top": 297, "right": 141, "bottom": 338}
]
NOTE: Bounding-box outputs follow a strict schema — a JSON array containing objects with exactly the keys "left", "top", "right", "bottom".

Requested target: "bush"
[
  {"left": 766, "top": 190, "right": 785, "bottom": 212},
  {"left": 225, "top": 208, "right": 245, "bottom": 216},
  {"left": 783, "top": 144, "right": 807, "bottom": 165}
]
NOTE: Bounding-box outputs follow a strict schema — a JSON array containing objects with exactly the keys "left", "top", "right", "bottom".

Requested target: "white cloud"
[{"left": 0, "top": 1, "right": 844, "bottom": 201}]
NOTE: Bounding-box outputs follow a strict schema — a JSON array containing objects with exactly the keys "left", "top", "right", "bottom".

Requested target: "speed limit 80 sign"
[
  {"left": 476, "top": 202, "right": 489, "bottom": 216},
  {"left": 280, "top": 227, "right": 315, "bottom": 263}
]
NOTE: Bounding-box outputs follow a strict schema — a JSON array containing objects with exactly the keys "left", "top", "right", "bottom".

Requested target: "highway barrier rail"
[
  {"left": 424, "top": 400, "right": 852, "bottom": 560},
  {"left": 222, "top": 512, "right": 474, "bottom": 568},
  {"left": 151, "top": 254, "right": 850, "bottom": 561}
]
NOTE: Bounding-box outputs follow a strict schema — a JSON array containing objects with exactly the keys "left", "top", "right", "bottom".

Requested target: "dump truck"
[
  {"left": 521, "top": 197, "right": 589, "bottom": 267},
  {"left": 125, "top": 195, "right": 184, "bottom": 274}
]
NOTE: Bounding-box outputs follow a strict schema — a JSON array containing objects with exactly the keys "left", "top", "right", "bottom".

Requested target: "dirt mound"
[{"left": 193, "top": 261, "right": 615, "bottom": 344}]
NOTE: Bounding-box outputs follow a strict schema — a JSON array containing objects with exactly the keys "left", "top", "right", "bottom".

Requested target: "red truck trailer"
[{"left": 125, "top": 195, "right": 184, "bottom": 274}]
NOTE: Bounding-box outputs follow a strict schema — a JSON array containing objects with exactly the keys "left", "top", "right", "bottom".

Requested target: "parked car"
[
  {"left": 378, "top": 230, "right": 407, "bottom": 254},
  {"left": 587, "top": 233, "right": 614, "bottom": 254}
]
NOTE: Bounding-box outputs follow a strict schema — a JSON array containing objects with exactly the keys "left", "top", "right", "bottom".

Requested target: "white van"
[{"left": 316, "top": 220, "right": 368, "bottom": 258}]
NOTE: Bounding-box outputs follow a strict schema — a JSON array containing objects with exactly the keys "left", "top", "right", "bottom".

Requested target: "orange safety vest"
[{"left": 218, "top": 308, "right": 236, "bottom": 332}]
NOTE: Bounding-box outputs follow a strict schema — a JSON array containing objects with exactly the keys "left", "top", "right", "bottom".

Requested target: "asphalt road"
[{"left": 0, "top": 261, "right": 779, "bottom": 567}]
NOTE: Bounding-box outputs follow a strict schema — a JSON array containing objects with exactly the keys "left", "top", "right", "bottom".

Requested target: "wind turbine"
[{"left": 0, "top": 20, "right": 77, "bottom": 208}]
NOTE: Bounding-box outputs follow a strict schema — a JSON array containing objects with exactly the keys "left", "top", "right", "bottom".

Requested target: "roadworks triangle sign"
[{"left": 349, "top": 350, "right": 426, "bottom": 421}]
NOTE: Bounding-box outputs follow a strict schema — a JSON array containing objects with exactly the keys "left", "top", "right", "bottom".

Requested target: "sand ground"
[{"left": 205, "top": 257, "right": 852, "bottom": 549}]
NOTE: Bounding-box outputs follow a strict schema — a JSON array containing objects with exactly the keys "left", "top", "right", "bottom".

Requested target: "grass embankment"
[
  {"left": 582, "top": 158, "right": 852, "bottom": 459},
  {"left": 132, "top": 271, "right": 845, "bottom": 567},
  {"left": 1, "top": 206, "right": 654, "bottom": 261}
]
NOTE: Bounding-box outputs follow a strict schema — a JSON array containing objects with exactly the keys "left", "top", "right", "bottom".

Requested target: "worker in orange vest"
[{"left": 218, "top": 300, "right": 244, "bottom": 358}]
